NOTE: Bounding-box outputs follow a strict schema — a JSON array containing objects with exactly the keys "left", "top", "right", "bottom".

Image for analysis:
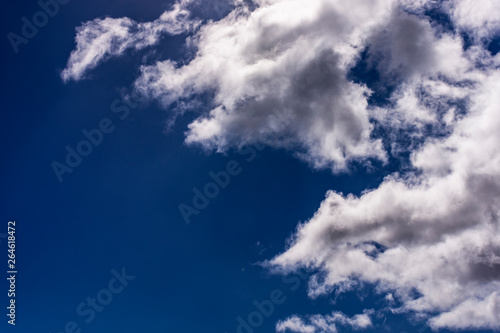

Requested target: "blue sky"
[{"left": 2, "top": 0, "right": 500, "bottom": 332}]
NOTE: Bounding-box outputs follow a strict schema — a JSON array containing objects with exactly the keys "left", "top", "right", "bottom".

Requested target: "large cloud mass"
[
  {"left": 134, "top": 0, "right": 397, "bottom": 170},
  {"left": 272, "top": 70, "right": 500, "bottom": 331},
  {"left": 62, "top": 0, "right": 500, "bottom": 330}
]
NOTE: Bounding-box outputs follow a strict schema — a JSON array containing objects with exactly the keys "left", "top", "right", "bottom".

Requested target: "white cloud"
[
  {"left": 61, "top": 1, "right": 200, "bottom": 82},
  {"left": 271, "top": 70, "right": 500, "bottom": 330},
  {"left": 447, "top": 0, "right": 500, "bottom": 40},
  {"left": 133, "top": 0, "right": 397, "bottom": 170},
  {"left": 276, "top": 311, "right": 373, "bottom": 333},
  {"left": 429, "top": 291, "right": 500, "bottom": 330},
  {"left": 367, "top": 11, "right": 467, "bottom": 80},
  {"left": 276, "top": 316, "right": 317, "bottom": 333}
]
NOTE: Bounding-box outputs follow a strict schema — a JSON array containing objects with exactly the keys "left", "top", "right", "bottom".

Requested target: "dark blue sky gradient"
[{"left": 0, "top": 1, "right": 493, "bottom": 332}]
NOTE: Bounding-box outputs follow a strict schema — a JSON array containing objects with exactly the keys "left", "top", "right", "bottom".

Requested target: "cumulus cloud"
[
  {"left": 133, "top": 0, "right": 397, "bottom": 170},
  {"left": 276, "top": 311, "right": 373, "bottom": 333},
  {"left": 271, "top": 69, "right": 500, "bottom": 330},
  {"left": 61, "top": 1, "right": 200, "bottom": 82},
  {"left": 367, "top": 10, "right": 468, "bottom": 80},
  {"left": 447, "top": 0, "right": 500, "bottom": 40},
  {"left": 62, "top": 0, "right": 500, "bottom": 330}
]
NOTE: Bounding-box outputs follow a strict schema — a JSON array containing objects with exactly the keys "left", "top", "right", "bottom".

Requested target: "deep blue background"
[{"left": 0, "top": 1, "right": 493, "bottom": 332}]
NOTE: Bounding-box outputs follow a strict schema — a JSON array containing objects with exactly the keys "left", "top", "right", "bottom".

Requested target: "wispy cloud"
[
  {"left": 276, "top": 310, "right": 373, "bottom": 333},
  {"left": 61, "top": 1, "right": 200, "bottom": 82}
]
